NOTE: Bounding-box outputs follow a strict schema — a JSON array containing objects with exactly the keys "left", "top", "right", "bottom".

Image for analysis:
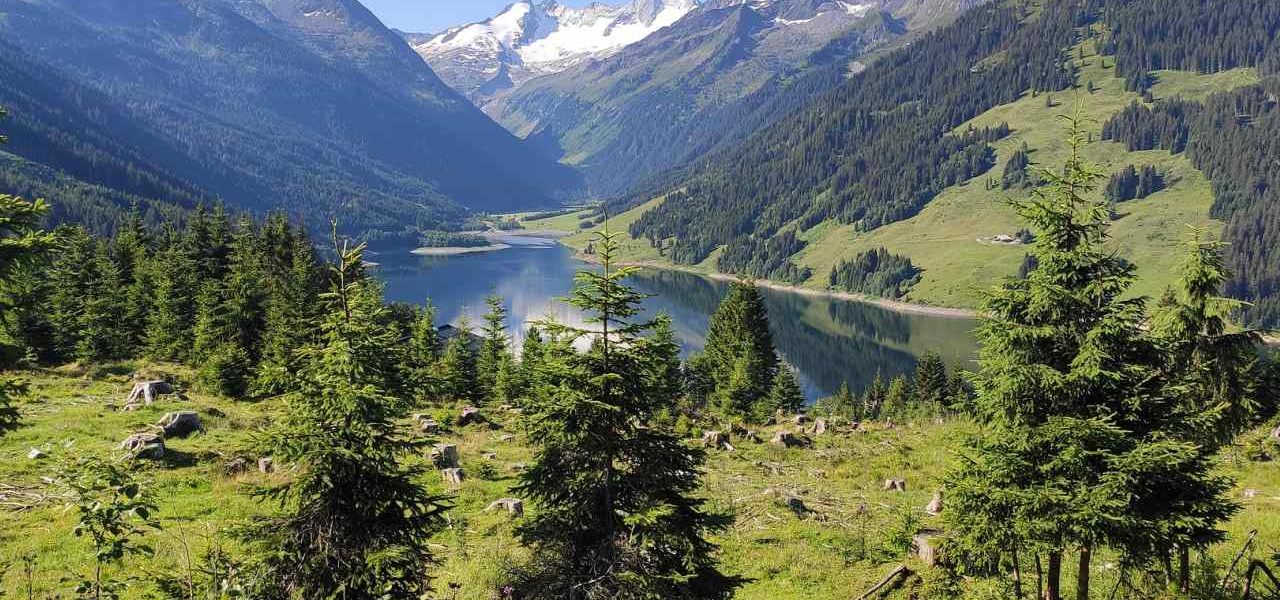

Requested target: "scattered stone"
[
  {"left": 913, "top": 529, "right": 945, "bottom": 567},
  {"left": 458, "top": 406, "right": 485, "bottom": 427},
  {"left": 125, "top": 380, "right": 175, "bottom": 408},
  {"left": 925, "top": 490, "right": 944, "bottom": 516},
  {"left": 120, "top": 433, "right": 165, "bottom": 460},
  {"left": 441, "top": 468, "right": 465, "bottom": 485},
  {"left": 431, "top": 444, "right": 460, "bottom": 469},
  {"left": 701, "top": 431, "right": 735, "bottom": 451},
  {"left": 813, "top": 418, "right": 828, "bottom": 436},
  {"left": 158, "top": 411, "right": 203, "bottom": 438},
  {"left": 883, "top": 478, "right": 908, "bottom": 493},
  {"left": 486, "top": 498, "right": 525, "bottom": 518},
  {"left": 258, "top": 457, "right": 275, "bottom": 474},
  {"left": 27, "top": 448, "right": 46, "bottom": 460},
  {"left": 1243, "top": 488, "right": 1259, "bottom": 499},
  {"left": 770, "top": 431, "right": 807, "bottom": 448}
]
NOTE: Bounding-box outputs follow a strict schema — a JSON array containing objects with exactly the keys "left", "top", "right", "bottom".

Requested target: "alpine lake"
[{"left": 372, "top": 234, "right": 978, "bottom": 401}]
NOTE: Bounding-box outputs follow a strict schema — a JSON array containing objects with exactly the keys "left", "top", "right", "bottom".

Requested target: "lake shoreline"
[
  {"left": 568, "top": 250, "right": 979, "bottom": 319},
  {"left": 411, "top": 244, "right": 511, "bottom": 256}
]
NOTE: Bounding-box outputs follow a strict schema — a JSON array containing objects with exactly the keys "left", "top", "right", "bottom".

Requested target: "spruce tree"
[
  {"left": 704, "top": 281, "right": 777, "bottom": 421},
  {"left": 403, "top": 302, "right": 442, "bottom": 402},
  {"left": 769, "top": 362, "right": 805, "bottom": 415},
  {"left": 249, "top": 236, "right": 447, "bottom": 599},
  {"left": 912, "top": 351, "right": 949, "bottom": 411},
  {"left": 862, "top": 373, "right": 886, "bottom": 420},
  {"left": 515, "top": 230, "right": 733, "bottom": 599},
  {"left": 113, "top": 204, "right": 153, "bottom": 349},
  {"left": 46, "top": 227, "right": 96, "bottom": 361},
  {"left": 145, "top": 226, "right": 198, "bottom": 362},
  {"left": 945, "top": 113, "right": 1161, "bottom": 600},
  {"left": 75, "top": 240, "right": 129, "bottom": 363},
  {"left": 254, "top": 230, "right": 321, "bottom": 396},
  {"left": 519, "top": 326, "right": 546, "bottom": 394},
  {"left": 477, "top": 294, "right": 511, "bottom": 401},
  {"left": 882, "top": 375, "right": 911, "bottom": 421},
  {"left": 436, "top": 317, "right": 479, "bottom": 404},
  {"left": 0, "top": 172, "right": 52, "bottom": 432}
]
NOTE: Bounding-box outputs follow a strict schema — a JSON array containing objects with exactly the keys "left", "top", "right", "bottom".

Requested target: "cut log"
[
  {"left": 120, "top": 433, "right": 165, "bottom": 460},
  {"left": 485, "top": 498, "right": 525, "bottom": 518},
  {"left": 157, "top": 411, "right": 203, "bottom": 438},
  {"left": 855, "top": 565, "right": 911, "bottom": 600},
  {"left": 431, "top": 444, "right": 459, "bottom": 469},
  {"left": 125, "top": 380, "right": 174, "bottom": 407},
  {"left": 441, "top": 468, "right": 465, "bottom": 485},
  {"left": 925, "top": 490, "right": 944, "bottom": 516}
]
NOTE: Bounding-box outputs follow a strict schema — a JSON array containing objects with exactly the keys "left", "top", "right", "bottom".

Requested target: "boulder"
[
  {"left": 913, "top": 529, "right": 945, "bottom": 567},
  {"left": 431, "top": 444, "right": 460, "bottom": 469},
  {"left": 883, "top": 478, "right": 907, "bottom": 492},
  {"left": 813, "top": 418, "right": 828, "bottom": 436},
  {"left": 158, "top": 411, "right": 203, "bottom": 438},
  {"left": 486, "top": 498, "right": 525, "bottom": 518},
  {"left": 441, "top": 468, "right": 465, "bottom": 485},
  {"left": 701, "top": 431, "right": 734, "bottom": 451},
  {"left": 458, "top": 406, "right": 485, "bottom": 427},
  {"left": 120, "top": 433, "right": 165, "bottom": 460},
  {"left": 258, "top": 457, "right": 275, "bottom": 474},
  {"left": 27, "top": 448, "right": 46, "bottom": 460},
  {"left": 925, "top": 490, "right": 944, "bottom": 516},
  {"left": 125, "top": 380, "right": 174, "bottom": 407}
]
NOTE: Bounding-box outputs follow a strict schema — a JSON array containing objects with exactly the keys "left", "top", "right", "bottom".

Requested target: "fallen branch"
[
  {"left": 1243, "top": 560, "right": 1280, "bottom": 600},
  {"left": 1222, "top": 529, "right": 1260, "bottom": 593},
  {"left": 855, "top": 564, "right": 911, "bottom": 600}
]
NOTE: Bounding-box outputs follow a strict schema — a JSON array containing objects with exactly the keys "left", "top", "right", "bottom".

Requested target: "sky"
[{"left": 361, "top": 0, "right": 598, "bottom": 34}]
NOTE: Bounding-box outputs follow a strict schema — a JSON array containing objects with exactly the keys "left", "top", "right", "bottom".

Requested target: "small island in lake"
[{"left": 411, "top": 230, "right": 510, "bottom": 255}]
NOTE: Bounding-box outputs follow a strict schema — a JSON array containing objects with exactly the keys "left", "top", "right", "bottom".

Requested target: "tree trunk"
[
  {"left": 1178, "top": 547, "right": 1190, "bottom": 593},
  {"left": 1035, "top": 554, "right": 1045, "bottom": 600},
  {"left": 1076, "top": 545, "right": 1091, "bottom": 600},
  {"left": 1044, "top": 552, "right": 1062, "bottom": 600},
  {"left": 1012, "top": 546, "right": 1025, "bottom": 599}
]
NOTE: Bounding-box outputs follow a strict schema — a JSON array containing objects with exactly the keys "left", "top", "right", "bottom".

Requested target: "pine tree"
[
  {"left": 75, "top": 241, "right": 129, "bottom": 363},
  {"left": 0, "top": 167, "right": 53, "bottom": 431},
  {"left": 515, "top": 230, "right": 733, "bottom": 599},
  {"left": 769, "top": 362, "right": 805, "bottom": 415},
  {"left": 649, "top": 315, "right": 685, "bottom": 405},
  {"left": 477, "top": 294, "right": 511, "bottom": 401},
  {"left": 254, "top": 230, "right": 321, "bottom": 396},
  {"left": 704, "top": 281, "right": 777, "bottom": 422},
  {"left": 403, "top": 302, "right": 442, "bottom": 402},
  {"left": 945, "top": 112, "right": 1161, "bottom": 600},
  {"left": 862, "top": 373, "right": 887, "bottom": 420},
  {"left": 145, "top": 226, "right": 198, "bottom": 362},
  {"left": 519, "top": 326, "right": 546, "bottom": 395},
  {"left": 882, "top": 375, "right": 911, "bottom": 421},
  {"left": 46, "top": 226, "right": 96, "bottom": 362},
  {"left": 912, "top": 351, "right": 949, "bottom": 411},
  {"left": 222, "top": 215, "right": 267, "bottom": 362},
  {"left": 436, "top": 317, "right": 479, "bottom": 404},
  {"left": 113, "top": 204, "right": 153, "bottom": 349},
  {"left": 249, "top": 235, "right": 447, "bottom": 599}
]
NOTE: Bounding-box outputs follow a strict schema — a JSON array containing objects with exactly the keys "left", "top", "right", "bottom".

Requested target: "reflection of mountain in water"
[
  {"left": 375, "top": 248, "right": 976, "bottom": 402},
  {"left": 629, "top": 269, "right": 969, "bottom": 398}
]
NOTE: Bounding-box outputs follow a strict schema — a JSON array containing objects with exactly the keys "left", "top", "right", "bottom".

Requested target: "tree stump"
[
  {"left": 27, "top": 448, "right": 46, "bottom": 460},
  {"left": 813, "top": 418, "right": 828, "bottom": 436},
  {"left": 1271, "top": 424, "right": 1280, "bottom": 442},
  {"left": 441, "top": 468, "right": 465, "bottom": 485},
  {"left": 125, "top": 380, "right": 174, "bottom": 408},
  {"left": 882, "top": 478, "right": 907, "bottom": 492},
  {"left": 912, "top": 529, "right": 945, "bottom": 567},
  {"left": 793, "top": 414, "right": 808, "bottom": 426},
  {"left": 258, "top": 457, "right": 275, "bottom": 473},
  {"left": 157, "top": 411, "right": 203, "bottom": 438},
  {"left": 770, "top": 431, "right": 806, "bottom": 448},
  {"left": 120, "top": 433, "right": 165, "bottom": 460},
  {"left": 925, "top": 490, "right": 944, "bottom": 516},
  {"left": 486, "top": 498, "right": 525, "bottom": 518},
  {"left": 701, "top": 431, "right": 734, "bottom": 451},
  {"left": 431, "top": 444, "right": 459, "bottom": 469},
  {"left": 458, "top": 406, "right": 485, "bottom": 427}
]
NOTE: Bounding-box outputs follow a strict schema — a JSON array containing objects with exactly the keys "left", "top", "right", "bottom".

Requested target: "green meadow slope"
[{"left": 541, "top": 41, "right": 1261, "bottom": 310}]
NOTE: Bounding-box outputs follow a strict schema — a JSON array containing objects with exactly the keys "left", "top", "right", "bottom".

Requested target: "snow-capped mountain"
[{"left": 407, "top": 0, "right": 697, "bottom": 99}]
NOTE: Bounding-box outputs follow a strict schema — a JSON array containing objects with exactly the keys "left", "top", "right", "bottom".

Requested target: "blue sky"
[{"left": 361, "top": 0, "right": 596, "bottom": 34}]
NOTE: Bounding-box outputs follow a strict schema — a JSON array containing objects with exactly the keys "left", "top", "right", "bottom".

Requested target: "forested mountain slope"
[
  {"left": 604, "top": 0, "right": 1280, "bottom": 327},
  {"left": 484, "top": 0, "right": 985, "bottom": 195},
  {"left": 0, "top": 0, "right": 581, "bottom": 238}
]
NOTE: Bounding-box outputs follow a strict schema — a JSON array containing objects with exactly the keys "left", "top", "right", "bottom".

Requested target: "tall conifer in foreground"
[
  {"left": 946, "top": 112, "right": 1157, "bottom": 600},
  {"left": 249, "top": 233, "right": 447, "bottom": 599},
  {"left": 515, "top": 230, "right": 733, "bottom": 600},
  {"left": 704, "top": 280, "right": 777, "bottom": 421}
]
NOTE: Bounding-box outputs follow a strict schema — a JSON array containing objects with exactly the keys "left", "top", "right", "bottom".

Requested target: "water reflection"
[{"left": 374, "top": 245, "right": 977, "bottom": 401}]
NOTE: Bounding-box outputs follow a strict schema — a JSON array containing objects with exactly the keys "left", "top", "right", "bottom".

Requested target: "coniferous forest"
[{"left": 2, "top": 0, "right": 1280, "bottom": 598}]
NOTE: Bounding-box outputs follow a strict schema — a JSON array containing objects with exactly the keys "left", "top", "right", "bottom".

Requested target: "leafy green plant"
[{"left": 58, "top": 454, "right": 159, "bottom": 600}]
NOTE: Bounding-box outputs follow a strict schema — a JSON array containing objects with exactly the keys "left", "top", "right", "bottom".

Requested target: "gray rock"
[
  {"left": 120, "top": 433, "right": 165, "bottom": 460},
  {"left": 158, "top": 411, "right": 203, "bottom": 438}
]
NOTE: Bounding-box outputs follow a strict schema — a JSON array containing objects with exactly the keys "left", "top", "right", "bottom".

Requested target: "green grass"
[
  {"left": 797, "top": 42, "right": 1258, "bottom": 308},
  {"left": 3, "top": 366, "right": 1277, "bottom": 599}
]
